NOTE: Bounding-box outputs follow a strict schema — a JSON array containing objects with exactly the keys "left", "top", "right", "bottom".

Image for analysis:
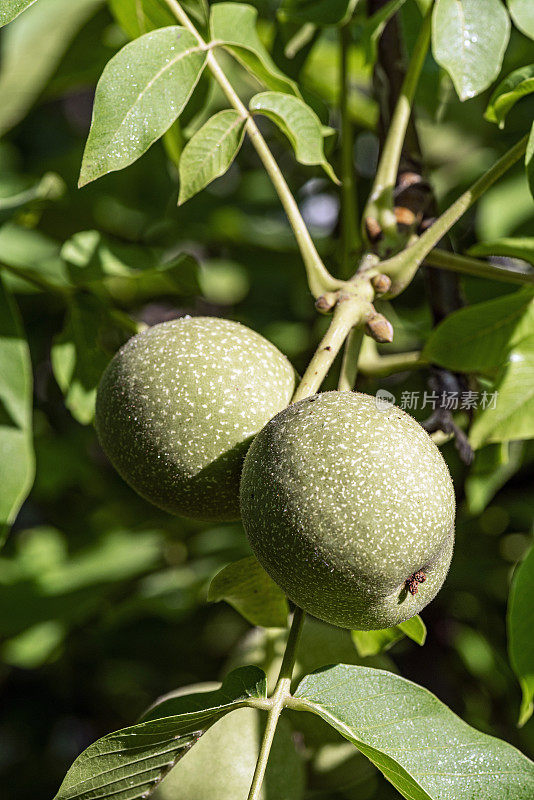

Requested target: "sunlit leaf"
[
  {"left": 352, "top": 615, "right": 426, "bottom": 657},
  {"left": 210, "top": 3, "right": 300, "bottom": 96},
  {"left": 53, "top": 666, "right": 267, "bottom": 800},
  {"left": 508, "top": 545, "right": 534, "bottom": 726},
  {"left": 0, "top": 0, "right": 103, "bottom": 136},
  {"left": 178, "top": 110, "right": 246, "bottom": 204},
  {"left": 250, "top": 91, "right": 338, "bottom": 182},
  {"left": 0, "top": 276, "right": 34, "bottom": 545},
  {"left": 79, "top": 27, "right": 207, "bottom": 186},
  {"left": 291, "top": 664, "right": 534, "bottom": 800},
  {"left": 432, "top": 0, "right": 511, "bottom": 101},
  {"left": 508, "top": 0, "right": 534, "bottom": 39},
  {"left": 0, "top": 0, "right": 38, "bottom": 27},
  {"left": 208, "top": 556, "right": 289, "bottom": 628},
  {"left": 423, "top": 289, "right": 534, "bottom": 374},
  {"left": 485, "top": 65, "right": 534, "bottom": 127}
]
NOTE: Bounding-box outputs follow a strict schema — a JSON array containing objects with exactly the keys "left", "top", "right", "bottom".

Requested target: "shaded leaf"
[
  {"left": 0, "top": 0, "right": 37, "bottom": 28},
  {"left": 0, "top": 0, "right": 103, "bottom": 136},
  {"left": 278, "top": 0, "right": 359, "bottom": 26},
  {"left": 432, "top": 0, "right": 511, "bottom": 101},
  {"left": 0, "top": 223, "right": 71, "bottom": 291},
  {"left": 527, "top": 122, "right": 534, "bottom": 201},
  {"left": 53, "top": 666, "right": 267, "bottom": 800},
  {"left": 51, "top": 295, "right": 128, "bottom": 425},
  {"left": 469, "top": 349, "right": 534, "bottom": 447},
  {"left": 208, "top": 556, "right": 289, "bottom": 628},
  {"left": 352, "top": 616, "right": 426, "bottom": 657},
  {"left": 485, "top": 65, "right": 534, "bottom": 127},
  {"left": 0, "top": 172, "right": 65, "bottom": 216},
  {"left": 0, "top": 276, "right": 34, "bottom": 544},
  {"left": 508, "top": 0, "right": 534, "bottom": 39},
  {"left": 79, "top": 27, "right": 207, "bottom": 186},
  {"left": 465, "top": 441, "right": 525, "bottom": 514},
  {"left": 291, "top": 664, "right": 534, "bottom": 800},
  {"left": 210, "top": 3, "right": 300, "bottom": 96},
  {"left": 249, "top": 91, "right": 338, "bottom": 182},
  {"left": 61, "top": 230, "right": 200, "bottom": 301},
  {"left": 468, "top": 237, "right": 534, "bottom": 265},
  {"left": 178, "top": 110, "right": 246, "bottom": 204},
  {"left": 508, "top": 545, "right": 534, "bottom": 726},
  {"left": 110, "top": 0, "right": 209, "bottom": 37},
  {"left": 109, "top": 0, "right": 176, "bottom": 38}
]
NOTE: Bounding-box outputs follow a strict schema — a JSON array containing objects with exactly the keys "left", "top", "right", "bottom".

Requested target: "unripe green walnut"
[
  {"left": 95, "top": 316, "right": 296, "bottom": 520},
  {"left": 240, "top": 391, "right": 455, "bottom": 630}
]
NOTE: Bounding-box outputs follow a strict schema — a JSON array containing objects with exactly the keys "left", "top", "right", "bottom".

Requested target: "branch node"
[{"left": 371, "top": 273, "right": 392, "bottom": 295}]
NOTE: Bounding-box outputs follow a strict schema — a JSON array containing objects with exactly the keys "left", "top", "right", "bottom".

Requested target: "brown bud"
[
  {"left": 397, "top": 171, "right": 422, "bottom": 190},
  {"left": 365, "top": 312, "right": 394, "bottom": 343},
  {"left": 315, "top": 291, "right": 338, "bottom": 314},
  {"left": 371, "top": 273, "right": 392, "bottom": 295},
  {"left": 394, "top": 206, "right": 417, "bottom": 228},
  {"left": 365, "top": 216, "right": 382, "bottom": 242}
]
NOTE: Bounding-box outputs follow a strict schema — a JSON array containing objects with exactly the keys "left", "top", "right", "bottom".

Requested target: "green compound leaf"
[
  {"left": 208, "top": 556, "right": 289, "bottom": 628},
  {"left": 352, "top": 616, "right": 426, "bottom": 657},
  {"left": 250, "top": 91, "right": 338, "bottom": 183},
  {"left": 178, "top": 110, "right": 246, "bottom": 204},
  {"left": 53, "top": 666, "right": 267, "bottom": 800},
  {"left": 79, "top": 27, "right": 207, "bottom": 186},
  {"left": 291, "top": 664, "right": 534, "bottom": 800},
  {"left": 0, "top": 275, "right": 34, "bottom": 545},
  {"left": 432, "top": 0, "right": 511, "bottom": 101},
  {"left": 0, "top": 0, "right": 103, "bottom": 137},
  {"left": 210, "top": 3, "right": 300, "bottom": 97},
  {"left": 485, "top": 65, "right": 534, "bottom": 127},
  {"left": 508, "top": 544, "right": 534, "bottom": 726},
  {"left": 468, "top": 237, "right": 534, "bottom": 265},
  {"left": 0, "top": 0, "right": 37, "bottom": 27},
  {"left": 465, "top": 441, "right": 525, "bottom": 515},
  {"left": 508, "top": 0, "right": 534, "bottom": 39}
]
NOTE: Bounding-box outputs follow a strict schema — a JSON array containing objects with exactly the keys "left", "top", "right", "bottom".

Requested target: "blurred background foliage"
[{"left": 0, "top": 1, "right": 533, "bottom": 798}]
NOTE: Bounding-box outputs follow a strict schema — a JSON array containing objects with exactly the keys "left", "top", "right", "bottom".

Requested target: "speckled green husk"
[
  {"left": 240, "top": 391, "right": 455, "bottom": 630},
  {"left": 95, "top": 316, "right": 296, "bottom": 520}
]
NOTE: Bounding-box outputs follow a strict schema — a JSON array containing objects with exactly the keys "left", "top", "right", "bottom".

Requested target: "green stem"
[
  {"left": 357, "top": 337, "right": 423, "bottom": 376},
  {"left": 424, "top": 247, "right": 534, "bottom": 285},
  {"left": 246, "top": 607, "right": 305, "bottom": 800},
  {"left": 339, "top": 22, "right": 360, "bottom": 277},
  {"left": 381, "top": 135, "right": 529, "bottom": 294},
  {"left": 163, "top": 0, "right": 338, "bottom": 298},
  {"left": 338, "top": 328, "right": 363, "bottom": 390},
  {"left": 292, "top": 292, "right": 371, "bottom": 402},
  {"left": 364, "top": 8, "right": 432, "bottom": 236}
]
